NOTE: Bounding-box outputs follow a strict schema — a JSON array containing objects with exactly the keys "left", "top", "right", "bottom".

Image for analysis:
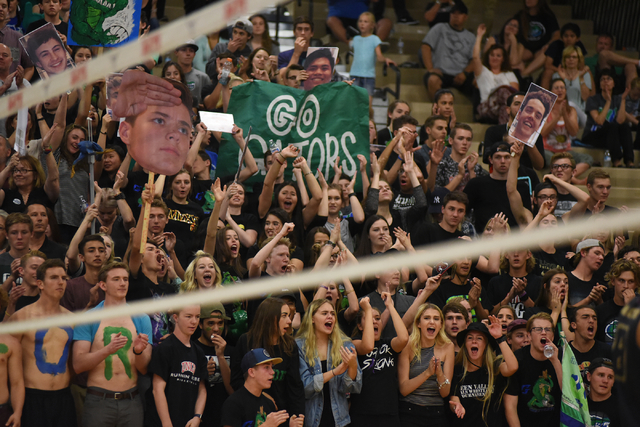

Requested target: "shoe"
[{"left": 397, "top": 16, "right": 419, "bottom": 25}]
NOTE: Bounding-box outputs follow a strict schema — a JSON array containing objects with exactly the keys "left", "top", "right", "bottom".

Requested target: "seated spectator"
[
  {"left": 377, "top": 100, "right": 411, "bottom": 146},
  {"left": 506, "top": 318, "right": 530, "bottom": 351},
  {"left": 511, "top": 0, "right": 559, "bottom": 64},
  {"left": 0, "top": 152, "right": 58, "bottom": 214},
  {"left": 238, "top": 48, "right": 274, "bottom": 82},
  {"left": 586, "top": 358, "right": 620, "bottom": 427},
  {"left": 415, "top": 115, "right": 448, "bottom": 169},
  {"left": 424, "top": 0, "right": 456, "bottom": 27},
  {"left": 585, "top": 33, "right": 640, "bottom": 92},
  {"left": 371, "top": 0, "right": 416, "bottom": 26},
  {"left": 249, "top": 14, "right": 280, "bottom": 56},
  {"left": 175, "top": 40, "right": 211, "bottom": 106},
  {"left": 421, "top": 2, "right": 475, "bottom": 100},
  {"left": 436, "top": 124, "right": 488, "bottom": 191},
  {"left": 282, "top": 64, "right": 305, "bottom": 89},
  {"left": 583, "top": 69, "right": 634, "bottom": 167},
  {"left": 418, "top": 90, "right": 457, "bottom": 145},
  {"left": 0, "top": 6, "right": 33, "bottom": 80},
  {"left": 473, "top": 24, "right": 519, "bottom": 124},
  {"left": 277, "top": 16, "right": 314, "bottom": 72},
  {"left": 624, "top": 77, "right": 640, "bottom": 148},
  {"left": 483, "top": 18, "right": 525, "bottom": 72},
  {"left": 206, "top": 20, "right": 253, "bottom": 83},
  {"left": 326, "top": 0, "right": 392, "bottom": 44},
  {"left": 523, "top": 268, "right": 569, "bottom": 323},
  {"left": 524, "top": 22, "right": 587, "bottom": 89},
  {"left": 411, "top": 191, "right": 467, "bottom": 248},
  {"left": 552, "top": 45, "right": 595, "bottom": 125}
]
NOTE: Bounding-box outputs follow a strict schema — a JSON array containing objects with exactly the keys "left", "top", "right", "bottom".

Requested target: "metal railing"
[{"left": 571, "top": 0, "right": 640, "bottom": 51}]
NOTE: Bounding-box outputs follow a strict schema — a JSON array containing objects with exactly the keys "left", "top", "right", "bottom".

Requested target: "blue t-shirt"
[
  {"left": 349, "top": 35, "right": 381, "bottom": 78},
  {"left": 328, "top": 0, "right": 369, "bottom": 19},
  {"left": 277, "top": 49, "right": 308, "bottom": 69},
  {"left": 73, "top": 301, "right": 153, "bottom": 344}
]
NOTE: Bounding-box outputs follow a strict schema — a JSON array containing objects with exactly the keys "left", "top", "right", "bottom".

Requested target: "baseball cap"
[
  {"left": 233, "top": 19, "right": 253, "bottom": 36},
  {"left": 428, "top": 187, "right": 450, "bottom": 214},
  {"left": 451, "top": 0, "right": 468, "bottom": 14},
  {"left": 588, "top": 357, "right": 613, "bottom": 373},
  {"left": 200, "top": 303, "right": 230, "bottom": 320},
  {"left": 507, "top": 319, "right": 527, "bottom": 334},
  {"left": 241, "top": 348, "right": 283, "bottom": 373},
  {"left": 576, "top": 238, "right": 604, "bottom": 253},
  {"left": 177, "top": 39, "right": 199, "bottom": 52}
]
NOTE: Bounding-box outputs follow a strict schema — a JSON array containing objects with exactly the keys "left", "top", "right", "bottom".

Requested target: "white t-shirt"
[{"left": 476, "top": 66, "right": 518, "bottom": 102}]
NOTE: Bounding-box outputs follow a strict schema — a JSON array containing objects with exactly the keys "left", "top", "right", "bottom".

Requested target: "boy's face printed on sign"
[
  {"left": 508, "top": 83, "right": 557, "bottom": 147},
  {"left": 21, "top": 23, "right": 75, "bottom": 79}
]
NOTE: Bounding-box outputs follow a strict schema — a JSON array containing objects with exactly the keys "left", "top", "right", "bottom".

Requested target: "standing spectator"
[
  {"left": 506, "top": 319, "right": 530, "bottom": 351},
  {"left": 0, "top": 332, "right": 23, "bottom": 427},
  {"left": 435, "top": 124, "right": 487, "bottom": 191},
  {"left": 411, "top": 191, "right": 467, "bottom": 248},
  {"left": 249, "top": 14, "right": 279, "bottom": 56},
  {"left": 504, "top": 313, "right": 562, "bottom": 427},
  {"left": 421, "top": 2, "right": 475, "bottom": 100},
  {"left": 2, "top": 250, "right": 45, "bottom": 317},
  {"left": 473, "top": 24, "right": 519, "bottom": 124},
  {"left": 26, "top": 0, "right": 68, "bottom": 35},
  {"left": 0, "top": 0, "right": 34, "bottom": 79},
  {"left": 586, "top": 357, "right": 620, "bottom": 427},
  {"left": 146, "top": 305, "right": 207, "bottom": 427},
  {"left": 596, "top": 259, "right": 639, "bottom": 345},
  {"left": 568, "top": 239, "right": 607, "bottom": 307},
  {"left": 0, "top": 213, "right": 32, "bottom": 282},
  {"left": 72, "top": 262, "right": 152, "bottom": 427},
  {"left": 483, "top": 19, "right": 526, "bottom": 72},
  {"left": 583, "top": 69, "right": 634, "bottom": 167},
  {"left": 62, "top": 235, "right": 107, "bottom": 312},
  {"left": 26, "top": 203, "right": 66, "bottom": 261},
  {"left": 442, "top": 302, "right": 469, "bottom": 353},
  {"left": 175, "top": 40, "right": 211, "bottom": 106},
  {"left": 565, "top": 306, "right": 611, "bottom": 379},
  {"left": 349, "top": 12, "right": 396, "bottom": 107},
  {"left": 326, "top": 0, "right": 392, "bottom": 44}
]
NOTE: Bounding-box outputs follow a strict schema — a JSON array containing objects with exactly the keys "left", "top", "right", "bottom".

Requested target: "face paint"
[
  {"left": 0, "top": 344, "right": 8, "bottom": 354},
  {"left": 103, "top": 326, "right": 133, "bottom": 380},
  {"left": 35, "top": 327, "right": 73, "bottom": 375}
]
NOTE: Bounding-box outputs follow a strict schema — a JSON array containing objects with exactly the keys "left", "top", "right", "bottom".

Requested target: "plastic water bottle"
[
  {"left": 219, "top": 58, "right": 233, "bottom": 86},
  {"left": 603, "top": 150, "right": 612, "bottom": 167},
  {"left": 397, "top": 37, "right": 404, "bottom": 55},
  {"left": 269, "top": 139, "right": 280, "bottom": 155},
  {"left": 544, "top": 344, "right": 554, "bottom": 358}
]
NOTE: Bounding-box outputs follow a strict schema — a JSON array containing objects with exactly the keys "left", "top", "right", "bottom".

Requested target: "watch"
[
  {"left": 194, "top": 414, "right": 202, "bottom": 420},
  {"left": 114, "top": 192, "right": 126, "bottom": 200}
]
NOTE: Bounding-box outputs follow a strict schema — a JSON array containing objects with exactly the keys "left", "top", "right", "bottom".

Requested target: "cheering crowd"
[{"left": 0, "top": 0, "right": 638, "bottom": 426}]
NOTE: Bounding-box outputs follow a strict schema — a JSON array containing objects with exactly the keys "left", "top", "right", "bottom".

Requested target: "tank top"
[
  {"left": 400, "top": 345, "right": 443, "bottom": 407},
  {"left": 612, "top": 296, "right": 640, "bottom": 426},
  {"left": 543, "top": 112, "right": 571, "bottom": 153}
]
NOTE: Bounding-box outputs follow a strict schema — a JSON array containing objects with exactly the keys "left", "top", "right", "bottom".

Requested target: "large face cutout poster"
[
  {"left": 508, "top": 83, "right": 557, "bottom": 147},
  {"left": 303, "top": 47, "right": 339, "bottom": 91},
  {"left": 109, "top": 70, "right": 194, "bottom": 176},
  {"left": 20, "top": 23, "right": 75, "bottom": 80}
]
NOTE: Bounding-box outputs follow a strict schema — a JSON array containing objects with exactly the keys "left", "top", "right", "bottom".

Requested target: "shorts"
[
  {"left": 22, "top": 387, "right": 77, "bottom": 427},
  {"left": 83, "top": 386, "right": 143, "bottom": 427},
  {"left": 326, "top": 17, "right": 360, "bottom": 39},
  {"left": 352, "top": 76, "right": 376, "bottom": 96},
  {"left": 423, "top": 71, "right": 475, "bottom": 95}
]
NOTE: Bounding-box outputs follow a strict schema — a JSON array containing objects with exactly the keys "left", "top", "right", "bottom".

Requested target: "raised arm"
[
  {"left": 184, "top": 123, "right": 207, "bottom": 174},
  {"left": 231, "top": 125, "right": 259, "bottom": 183},
  {"left": 129, "top": 183, "right": 155, "bottom": 278},
  {"left": 424, "top": 139, "right": 445, "bottom": 193},
  {"left": 294, "top": 157, "right": 323, "bottom": 228},
  {"left": 203, "top": 179, "right": 226, "bottom": 256},
  {"left": 345, "top": 173, "right": 365, "bottom": 223},
  {"left": 248, "top": 222, "right": 295, "bottom": 278},
  {"left": 66, "top": 204, "right": 99, "bottom": 274},
  {"left": 49, "top": 94, "right": 68, "bottom": 152},
  {"left": 506, "top": 141, "right": 532, "bottom": 226},
  {"left": 472, "top": 24, "right": 486, "bottom": 77},
  {"left": 353, "top": 297, "right": 374, "bottom": 355},
  {"left": 258, "top": 145, "right": 298, "bottom": 218}
]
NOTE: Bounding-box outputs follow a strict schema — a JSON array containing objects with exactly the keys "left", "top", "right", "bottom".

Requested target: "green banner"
[{"left": 217, "top": 81, "right": 370, "bottom": 189}]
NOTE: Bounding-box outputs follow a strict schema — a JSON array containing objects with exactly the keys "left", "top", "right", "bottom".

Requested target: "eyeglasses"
[
  {"left": 551, "top": 164, "right": 573, "bottom": 170},
  {"left": 12, "top": 168, "right": 33, "bottom": 174},
  {"left": 530, "top": 327, "right": 553, "bottom": 333},
  {"left": 536, "top": 194, "right": 557, "bottom": 201}
]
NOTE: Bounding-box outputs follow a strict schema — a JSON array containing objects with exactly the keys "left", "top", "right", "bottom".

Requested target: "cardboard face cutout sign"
[
  {"left": 508, "top": 83, "right": 558, "bottom": 147},
  {"left": 110, "top": 70, "right": 194, "bottom": 176},
  {"left": 303, "top": 47, "right": 339, "bottom": 91},
  {"left": 20, "top": 23, "right": 75, "bottom": 80}
]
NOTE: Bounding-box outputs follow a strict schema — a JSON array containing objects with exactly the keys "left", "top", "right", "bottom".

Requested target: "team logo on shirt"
[
  {"left": 527, "top": 369, "right": 555, "bottom": 411},
  {"left": 181, "top": 361, "right": 196, "bottom": 374}
]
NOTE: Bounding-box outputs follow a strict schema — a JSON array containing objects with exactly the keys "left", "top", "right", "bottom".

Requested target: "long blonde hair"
[
  {"left": 180, "top": 251, "right": 222, "bottom": 292},
  {"left": 296, "top": 299, "right": 350, "bottom": 368},
  {"left": 455, "top": 336, "right": 505, "bottom": 422},
  {"left": 407, "top": 303, "right": 450, "bottom": 363}
]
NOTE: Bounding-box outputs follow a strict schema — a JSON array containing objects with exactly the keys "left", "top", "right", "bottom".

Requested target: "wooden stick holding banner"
[
  {"left": 234, "top": 126, "right": 252, "bottom": 183},
  {"left": 139, "top": 172, "right": 155, "bottom": 253}
]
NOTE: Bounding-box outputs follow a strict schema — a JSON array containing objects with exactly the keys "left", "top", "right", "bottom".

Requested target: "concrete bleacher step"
[
  {"left": 382, "top": 84, "right": 474, "bottom": 105},
  {"left": 410, "top": 102, "right": 476, "bottom": 123}
]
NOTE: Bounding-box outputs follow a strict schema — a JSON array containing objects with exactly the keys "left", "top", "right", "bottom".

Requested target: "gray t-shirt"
[
  {"left": 422, "top": 23, "right": 475, "bottom": 76},
  {"left": 183, "top": 67, "right": 211, "bottom": 105}
]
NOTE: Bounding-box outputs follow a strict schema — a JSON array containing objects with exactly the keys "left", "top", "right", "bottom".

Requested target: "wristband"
[
  {"left": 43, "top": 145, "right": 53, "bottom": 155},
  {"left": 275, "top": 154, "right": 284, "bottom": 165},
  {"left": 194, "top": 414, "right": 202, "bottom": 420},
  {"left": 304, "top": 171, "right": 313, "bottom": 177},
  {"left": 320, "top": 285, "right": 328, "bottom": 290},
  {"left": 133, "top": 347, "right": 143, "bottom": 355},
  {"left": 325, "top": 241, "right": 337, "bottom": 248},
  {"left": 100, "top": 131, "right": 107, "bottom": 135},
  {"left": 345, "top": 289, "right": 355, "bottom": 295},
  {"left": 496, "top": 336, "right": 507, "bottom": 344},
  {"left": 37, "top": 117, "right": 44, "bottom": 121},
  {"left": 114, "top": 192, "right": 126, "bottom": 200},
  {"left": 561, "top": 317, "right": 569, "bottom": 320},
  {"left": 519, "top": 291, "right": 529, "bottom": 302},
  {"left": 348, "top": 192, "right": 357, "bottom": 198}
]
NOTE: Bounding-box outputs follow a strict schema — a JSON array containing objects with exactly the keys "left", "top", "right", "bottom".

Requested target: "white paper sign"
[
  {"left": 14, "top": 108, "right": 28, "bottom": 156},
  {"left": 199, "top": 112, "right": 234, "bottom": 133}
]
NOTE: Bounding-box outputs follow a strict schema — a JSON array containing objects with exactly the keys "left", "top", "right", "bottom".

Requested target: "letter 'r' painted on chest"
[
  {"left": 34, "top": 327, "right": 73, "bottom": 375},
  {"left": 103, "top": 326, "right": 133, "bottom": 380}
]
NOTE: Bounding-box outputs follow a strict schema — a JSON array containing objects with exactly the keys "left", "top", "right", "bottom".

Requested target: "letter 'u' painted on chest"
[{"left": 34, "top": 327, "right": 73, "bottom": 375}]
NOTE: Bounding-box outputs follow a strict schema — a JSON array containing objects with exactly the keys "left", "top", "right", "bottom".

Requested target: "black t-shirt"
[
  {"left": 376, "top": 128, "right": 393, "bottom": 146},
  {"left": 1, "top": 186, "right": 55, "bottom": 213},
  {"left": 411, "top": 222, "right": 463, "bottom": 248},
  {"left": 531, "top": 248, "right": 568, "bottom": 276},
  {"left": 567, "top": 272, "right": 599, "bottom": 306},
  {"left": 450, "top": 364, "right": 507, "bottom": 427},
  {"left": 513, "top": 10, "right": 559, "bottom": 53},
  {"left": 611, "top": 296, "right": 640, "bottom": 426},
  {"left": 27, "top": 19, "right": 69, "bottom": 36},
  {"left": 37, "top": 236, "right": 67, "bottom": 262},
  {"left": 127, "top": 271, "right": 175, "bottom": 344},
  {"left": 545, "top": 40, "right": 587, "bottom": 67},
  {"left": 164, "top": 198, "right": 205, "bottom": 253},
  {"left": 193, "top": 339, "right": 233, "bottom": 427},
  {"left": 230, "top": 335, "right": 305, "bottom": 417},
  {"left": 595, "top": 299, "right": 623, "bottom": 345},
  {"left": 464, "top": 175, "right": 532, "bottom": 231},
  {"left": 588, "top": 396, "right": 621, "bottom": 427},
  {"left": 123, "top": 170, "right": 157, "bottom": 218},
  {"left": 191, "top": 178, "right": 214, "bottom": 212},
  {"left": 146, "top": 334, "right": 207, "bottom": 427},
  {"left": 554, "top": 192, "right": 578, "bottom": 218},
  {"left": 486, "top": 273, "right": 542, "bottom": 318},
  {"left": 505, "top": 348, "right": 561, "bottom": 427},
  {"left": 220, "top": 385, "right": 278, "bottom": 427},
  {"left": 15, "top": 294, "right": 39, "bottom": 312},
  {"left": 429, "top": 278, "right": 493, "bottom": 318},
  {"left": 569, "top": 341, "right": 611, "bottom": 381},
  {"left": 351, "top": 337, "right": 400, "bottom": 416}
]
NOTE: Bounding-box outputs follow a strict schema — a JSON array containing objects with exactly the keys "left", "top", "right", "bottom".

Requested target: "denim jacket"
[{"left": 295, "top": 338, "right": 362, "bottom": 427}]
